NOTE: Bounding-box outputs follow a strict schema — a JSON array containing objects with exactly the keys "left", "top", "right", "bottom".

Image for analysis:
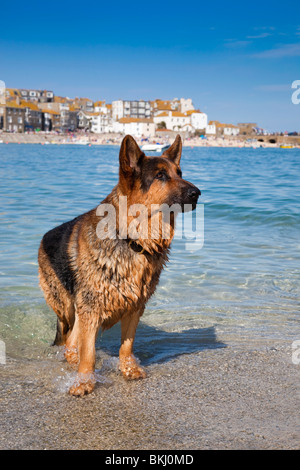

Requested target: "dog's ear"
[
  {"left": 119, "top": 135, "right": 144, "bottom": 176},
  {"left": 163, "top": 135, "right": 182, "bottom": 165}
]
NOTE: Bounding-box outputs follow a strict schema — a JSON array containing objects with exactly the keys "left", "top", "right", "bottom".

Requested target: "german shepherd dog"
[{"left": 38, "top": 135, "right": 200, "bottom": 396}]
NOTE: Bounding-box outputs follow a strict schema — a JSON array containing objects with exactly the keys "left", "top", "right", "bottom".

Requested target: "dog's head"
[{"left": 118, "top": 134, "right": 201, "bottom": 211}]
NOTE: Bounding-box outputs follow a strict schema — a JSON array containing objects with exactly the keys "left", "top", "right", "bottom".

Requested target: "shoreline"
[
  {"left": 0, "top": 136, "right": 299, "bottom": 450},
  {"left": 0, "top": 339, "right": 299, "bottom": 450},
  {"left": 1, "top": 132, "right": 299, "bottom": 149}
]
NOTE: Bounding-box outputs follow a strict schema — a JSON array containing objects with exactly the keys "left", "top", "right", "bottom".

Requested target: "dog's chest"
[
  {"left": 77, "top": 245, "right": 165, "bottom": 317},
  {"left": 103, "top": 250, "right": 162, "bottom": 304}
]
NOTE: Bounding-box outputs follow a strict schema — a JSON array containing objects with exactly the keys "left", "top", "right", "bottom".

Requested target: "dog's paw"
[
  {"left": 64, "top": 346, "right": 79, "bottom": 367},
  {"left": 119, "top": 355, "right": 146, "bottom": 380},
  {"left": 123, "top": 366, "right": 146, "bottom": 380},
  {"left": 69, "top": 373, "right": 96, "bottom": 397}
]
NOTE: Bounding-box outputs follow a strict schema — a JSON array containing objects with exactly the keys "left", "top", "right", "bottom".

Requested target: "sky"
[{"left": 0, "top": 0, "right": 299, "bottom": 131}]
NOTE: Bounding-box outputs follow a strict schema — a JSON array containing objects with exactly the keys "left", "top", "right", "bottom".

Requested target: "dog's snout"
[{"left": 188, "top": 187, "right": 201, "bottom": 200}]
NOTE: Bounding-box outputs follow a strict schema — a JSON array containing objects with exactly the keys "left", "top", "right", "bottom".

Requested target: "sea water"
[{"left": 0, "top": 144, "right": 299, "bottom": 364}]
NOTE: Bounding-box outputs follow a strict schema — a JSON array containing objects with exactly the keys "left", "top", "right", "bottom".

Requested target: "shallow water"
[{"left": 0, "top": 144, "right": 299, "bottom": 365}]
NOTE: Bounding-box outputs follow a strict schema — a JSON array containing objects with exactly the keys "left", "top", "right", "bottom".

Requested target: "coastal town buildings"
[
  {"left": 153, "top": 109, "right": 208, "bottom": 133},
  {"left": 112, "top": 100, "right": 124, "bottom": 120},
  {"left": 206, "top": 120, "right": 240, "bottom": 136},
  {"left": 152, "top": 99, "right": 178, "bottom": 115},
  {"left": 5, "top": 88, "right": 54, "bottom": 104},
  {"left": 180, "top": 98, "right": 194, "bottom": 113},
  {"left": 223, "top": 125, "right": 240, "bottom": 136},
  {"left": 187, "top": 110, "right": 208, "bottom": 131},
  {"left": 113, "top": 117, "right": 156, "bottom": 137},
  {"left": 112, "top": 100, "right": 151, "bottom": 120},
  {"left": 123, "top": 100, "right": 151, "bottom": 119},
  {"left": 74, "top": 98, "right": 94, "bottom": 114},
  {"left": 41, "top": 109, "right": 61, "bottom": 132},
  {"left": 2, "top": 101, "right": 26, "bottom": 132},
  {"left": 24, "top": 101, "right": 43, "bottom": 130},
  {"left": 60, "top": 108, "right": 78, "bottom": 132},
  {"left": 206, "top": 121, "right": 217, "bottom": 135},
  {"left": 38, "top": 97, "right": 78, "bottom": 131},
  {"left": 153, "top": 111, "right": 191, "bottom": 131},
  {"left": 20, "top": 89, "right": 54, "bottom": 103},
  {"left": 94, "top": 101, "right": 108, "bottom": 114},
  {"left": 151, "top": 98, "right": 194, "bottom": 116},
  {"left": 78, "top": 110, "right": 92, "bottom": 131},
  {"left": 0, "top": 85, "right": 244, "bottom": 138},
  {"left": 183, "top": 112, "right": 200, "bottom": 131},
  {"left": 90, "top": 113, "right": 113, "bottom": 134},
  {"left": 78, "top": 108, "right": 114, "bottom": 133}
]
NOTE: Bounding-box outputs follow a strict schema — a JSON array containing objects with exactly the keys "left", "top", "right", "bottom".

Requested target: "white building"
[
  {"left": 181, "top": 123, "right": 194, "bottom": 132},
  {"left": 153, "top": 110, "right": 207, "bottom": 132},
  {"left": 90, "top": 113, "right": 113, "bottom": 133},
  {"left": 223, "top": 125, "right": 240, "bottom": 136},
  {"left": 152, "top": 99, "right": 180, "bottom": 116},
  {"left": 77, "top": 111, "right": 113, "bottom": 133},
  {"left": 206, "top": 120, "right": 240, "bottom": 136},
  {"left": 180, "top": 98, "right": 194, "bottom": 113},
  {"left": 153, "top": 111, "right": 190, "bottom": 131},
  {"left": 112, "top": 100, "right": 124, "bottom": 121},
  {"left": 187, "top": 110, "right": 208, "bottom": 130},
  {"left": 206, "top": 121, "right": 217, "bottom": 135},
  {"left": 113, "top": 118, "right": 156, "bottom": 137},
  {"left": 94, "top": 101, "right": 108, "bottom": 114}
]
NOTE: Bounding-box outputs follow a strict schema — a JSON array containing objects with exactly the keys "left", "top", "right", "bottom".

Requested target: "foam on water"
[{"left": 53, "top": 368, "right": 113, "bottom": 394}]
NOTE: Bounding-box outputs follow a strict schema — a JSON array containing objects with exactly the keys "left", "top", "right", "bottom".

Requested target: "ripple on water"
[{"left": 0, "top": 145, "right": 299, "bottom": 362}]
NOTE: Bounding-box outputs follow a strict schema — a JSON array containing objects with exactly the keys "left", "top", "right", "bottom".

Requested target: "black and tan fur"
[{"left": 38, "top": 135, "right": 200, "bottom": 396}]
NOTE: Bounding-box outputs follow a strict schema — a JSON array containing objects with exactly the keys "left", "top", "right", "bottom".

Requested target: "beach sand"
[
  {"left": 0, "top": 341, "right": 299, "bottom": 450},
  {"left": 1, "top": 132, "right": 299, "bottom": 149}
]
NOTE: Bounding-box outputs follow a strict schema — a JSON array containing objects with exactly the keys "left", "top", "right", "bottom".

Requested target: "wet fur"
[{"left": 38, "top": 135, "right": 200, "bottom": 396}]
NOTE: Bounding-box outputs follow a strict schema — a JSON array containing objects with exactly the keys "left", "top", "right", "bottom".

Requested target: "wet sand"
[{"left": 0, "top": 342, "right": 299, "bottom": 450}]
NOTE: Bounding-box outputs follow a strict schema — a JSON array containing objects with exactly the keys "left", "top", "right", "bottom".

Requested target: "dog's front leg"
[
  {"left": 119, "top": 311, "right": 146, "bottom": 380},
  {"left": 69, "top": 312, "right": 100, "bottom": 396}
]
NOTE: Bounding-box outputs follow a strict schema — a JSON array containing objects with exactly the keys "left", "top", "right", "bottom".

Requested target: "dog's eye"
[{"left": 155, "top": 171, "right": 167, "bottom": 181}]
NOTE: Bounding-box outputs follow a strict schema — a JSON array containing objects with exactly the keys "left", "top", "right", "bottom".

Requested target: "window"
[{"left": 18, "top": 117, "right": 22, "bottom": 124}]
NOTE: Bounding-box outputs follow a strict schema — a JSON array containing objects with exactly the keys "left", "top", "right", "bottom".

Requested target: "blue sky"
[{"left": 0, "top": 0, "right": 299, "bottom": 131}]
